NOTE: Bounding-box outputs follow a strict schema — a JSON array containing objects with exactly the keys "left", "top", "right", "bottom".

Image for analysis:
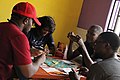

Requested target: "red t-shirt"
[{"left": 0, "top": 22, "right": 32, "bottom": 79}]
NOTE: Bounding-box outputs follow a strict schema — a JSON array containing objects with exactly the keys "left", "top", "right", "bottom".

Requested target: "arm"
[
  {"left": 46, "top": 34, "right": 56, "bottom": 55},
  {"left": 68, "top": 32, "right": 94, "bottom": 69},
  {"left": 11, "top": 34, "right": 46, "bottom": 78},
  {"left": 67, "top": 40, "right": 74, "bottom": 60},
  {"left": 67, "top": 32, "right": 82, "bottom": 60},
  {"left": 67, "top": 32, "right": 80, "bottom": 60},
  {"left": 67, "top": 40, "right": 81, "bottom": 60},
  {"left": 77, "top": 39, "right": 94, "bottom": 69},
  {"left": 18, "top": 53, "right": 46, "bottom": 78}
]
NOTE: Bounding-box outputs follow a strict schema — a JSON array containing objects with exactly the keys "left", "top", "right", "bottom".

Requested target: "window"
[
  {"left": 115, "top": 9, "right": 120, "bottom": 36},
  {"left": 105, "top": 0, "right": 120, "bottom": 36}
]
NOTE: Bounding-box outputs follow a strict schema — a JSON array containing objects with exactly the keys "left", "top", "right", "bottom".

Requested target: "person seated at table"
[
  {"left": 67, "top": 25, "right": 103, "bottom": 68},
  {"left": 69, "top": 32, "right": 120, "bottom": 80},
  {"left": 26, "top": 16, "right": 56, "bottom": 56}
]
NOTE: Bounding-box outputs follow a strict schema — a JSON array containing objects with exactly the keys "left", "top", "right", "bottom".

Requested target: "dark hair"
[
  {"left": 99, "top": 32, "right": 120, "bottom": 52},
  {"left": 35, "top": 16, "right": 56, "bottom": 33}
]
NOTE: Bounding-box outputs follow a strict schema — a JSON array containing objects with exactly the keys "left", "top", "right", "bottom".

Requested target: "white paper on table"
[
  {"left": 42, "top": 67, "right": 60, "bottom": 72},
  {"left": 42, "top": 67, "right": 73, "bottom": 75},
  {"left": 42, "top": 67, "right": 65, "bottom": 75},
  {"left": 58, "top": 68, "right": 72, "bottom": 74}
]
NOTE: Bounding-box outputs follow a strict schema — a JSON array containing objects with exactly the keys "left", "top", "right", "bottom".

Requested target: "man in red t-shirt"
[{"left": 0, "top": 2, "right": 46, "bottom": 79}]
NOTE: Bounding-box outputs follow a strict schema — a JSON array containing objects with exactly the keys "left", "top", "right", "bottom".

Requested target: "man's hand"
[
  {"left": 44, "top": 48, "right": 50, "bottom": 55},
  {"left": 33, "top": 51, "right": 46, "bottom": 64},
  {"left": 37, "top": 53, "right": 46, "bottom": 65},
  {"left": 30, "top": 48, "right": 45, "bottom": 57},
  {"left": 78, "top": 67, "right": 89, "bottom": 77},
  {"left": 67, "top": 32, "right": 81, "bottom": 43},
  {"left": 69, "top": 68, "right": 79, "bottom": 80}
]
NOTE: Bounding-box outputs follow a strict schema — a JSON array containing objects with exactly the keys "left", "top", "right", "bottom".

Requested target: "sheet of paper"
[
  {"left": 42, "top": 67, "right": 65, "bottom": 75},
  {"left": 58, "top": 68, "right": 72, "bottom": 74},
  {"left": 42, "top": 67, "right": 59, "bottom": 72},
  {"left": 42, "top": 67, "right": 73, "bottom": 75}
]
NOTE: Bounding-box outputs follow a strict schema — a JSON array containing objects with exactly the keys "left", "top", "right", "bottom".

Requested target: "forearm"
[
  {"left": 19, "top": 54, "right": 46, "bottom": 78},
  {"left": 67, "top": 40, "right": 74, "bottom": 60},
  {"left": 77, "top": 41, "right": 94, "bottom": 69},
  {"left": 67, "top": 32, "right": 94, "bottom": 68},
  {"left": 18, "top": 63, "right": 38, "bottom": 78},
  {"left": 82, "top": 48, "right": 94, "bottom": 69}
]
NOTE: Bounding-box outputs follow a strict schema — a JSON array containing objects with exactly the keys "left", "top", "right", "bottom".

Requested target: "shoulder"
[
  {"left": 89, "top": 61, "right": 108, "bottom": 75},
  {"left": 90, "top": 58, "right": 120, "bottom": 74},
  {"left": 3, "top": 22, "right": 26, "bottom": 38},
  {"left": 0, "top": 22, "right": 19, "bottom": 32},
  {"left": 90, "top": 62, "right": 103, "bottom": 70},
  {"left": 87, "top": 63, "right": 106, "bottom": 80},
  {"left": 88, "top": 59, "right": 120, "bottom": 80}
]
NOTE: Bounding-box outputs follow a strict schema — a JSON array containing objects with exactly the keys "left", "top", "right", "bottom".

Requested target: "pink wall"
[{"left": 77, "top": 0, "right": 112, "bottom": 30}]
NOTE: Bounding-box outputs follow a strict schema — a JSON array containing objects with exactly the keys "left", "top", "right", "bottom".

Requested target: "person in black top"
[
  {"left": 67, "top": 25, "right": 103, "bottom": 67},
  {"left": 14, "top": 16, "right": 56, "bottom": 80},
  {"left": 27, "top": 16, "right": 56, "bottom": 56}
]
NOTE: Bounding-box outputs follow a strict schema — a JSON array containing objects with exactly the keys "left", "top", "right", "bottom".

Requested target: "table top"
[
  {"left": 32, "top": 57, "right": 74, "bottom": 79},
  {"left": 31, "top": 57, "right": 86, "bottom": 80},
  {"left": 32, "top": 67, "right": 69, "bottom": 79}
]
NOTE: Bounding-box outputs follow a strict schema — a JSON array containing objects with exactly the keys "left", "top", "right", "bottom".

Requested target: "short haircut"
[
  {"left": 99, "top": 32, "right": 120, "bottom": 52},
  {"left": 11, "top": 12, "right": 27, "bottom": 20},
  {"left": 35, "top": 16, "right": 56, "bottom": 33},
  {"left": 90, "top": 24, "right": 103, "bottom": 34}
]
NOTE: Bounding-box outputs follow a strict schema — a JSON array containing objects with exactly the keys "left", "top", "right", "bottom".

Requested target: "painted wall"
[
  {"left": 77, "top": 0, "right": 112, "bottom": 30},
  {"left": 0, "top": 0, "right": 83, "bottom": 45}
]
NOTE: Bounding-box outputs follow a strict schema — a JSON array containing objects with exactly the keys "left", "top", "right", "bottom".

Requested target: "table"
[
  {"left": 31, "top": 57, "right": 75, "bottom": 79},
  {"left": 32, "top": 67, "right": 69, "bottom": 79},
  {"left": 31, "top": 57, "right": 86, "bottom": 80},
  {"left": 32, "top": 67, "right": 86, "bottom": 80}
]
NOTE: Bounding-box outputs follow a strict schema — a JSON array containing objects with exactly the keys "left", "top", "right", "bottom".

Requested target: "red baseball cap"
[{"left": 12, "top": 2, "right": 41, "bottom": 26}]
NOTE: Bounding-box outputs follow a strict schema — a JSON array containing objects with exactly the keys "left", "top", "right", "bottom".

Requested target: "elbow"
[
  {"left": 18, "top": 63, "right": 38, "bottom": 78},
  {"left": 22, "top": 73, "right": 34, "bottom": 78},
  {"left": 21, "top": 68, "right": 37, "bottom": 78}
]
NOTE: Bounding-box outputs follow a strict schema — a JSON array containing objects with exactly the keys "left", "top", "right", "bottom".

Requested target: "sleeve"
[{"left": 10, "top": 34, "right": 32, "bottom": 65}]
